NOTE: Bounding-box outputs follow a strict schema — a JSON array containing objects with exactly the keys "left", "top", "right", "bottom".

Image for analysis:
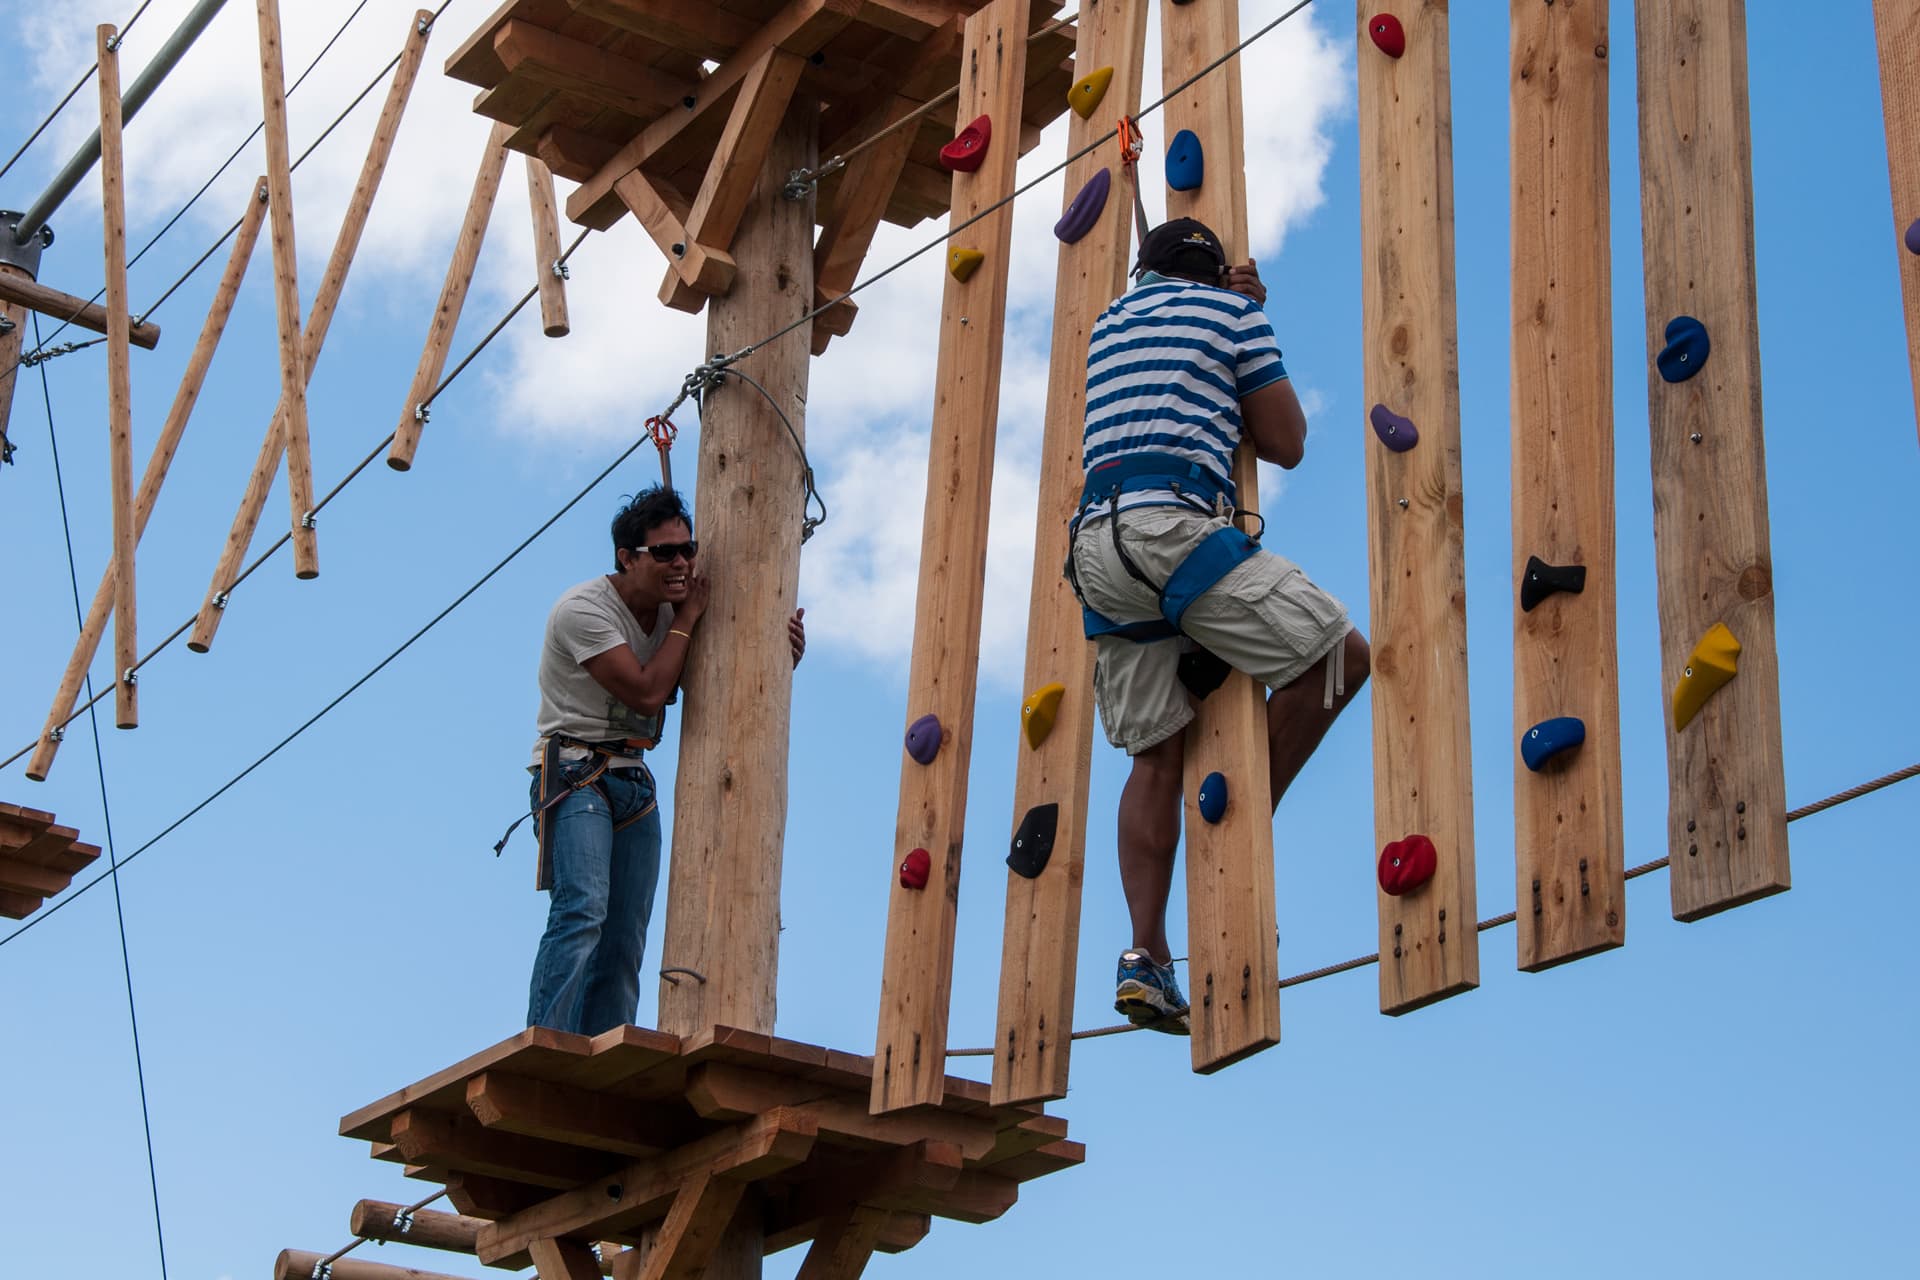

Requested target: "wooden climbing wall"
[
  {"left": 873, "top": 0, "right": 1030, "bottom": 1115},
  {"left": 1355, "top": 0, "right": 1479, "bottom": 1014},
  {"left": 1634, "top": 0, "right": 1789, "bottom": 919},
  {"left": 1874, "top": 0, "right": 1920, "bottom": 451},
  {"left": 1163, "top": 0, "right": 1283, "bottom": 1073},
  {"left": 1509, "top": 0, "right": 1625, "bottom": 970},
  {"left": 991, "top": 0, "right": 1149, "bottom": 1108}
]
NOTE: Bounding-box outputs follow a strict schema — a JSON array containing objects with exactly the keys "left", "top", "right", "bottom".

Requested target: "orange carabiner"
[
  {"left": 645, "top": 414, "right": 678, "bottom": 452},
  {"left": 1116, "top": 115, "right": 1144, "bottom": 169}
]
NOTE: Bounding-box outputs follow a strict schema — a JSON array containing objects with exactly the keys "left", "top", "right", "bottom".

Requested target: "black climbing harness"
[{"left": 495, "top": 732, "right": 659, "bottom": 889}]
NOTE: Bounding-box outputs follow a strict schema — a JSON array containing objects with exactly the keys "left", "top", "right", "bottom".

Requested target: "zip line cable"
[
  {"left": 0, "top": 0, "right": 158, "bottom": 183},
  {"left": 30, "top": 316, "right": 170, "bottom": 1280}
]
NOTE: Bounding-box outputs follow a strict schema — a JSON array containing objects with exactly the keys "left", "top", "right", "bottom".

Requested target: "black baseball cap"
[{"left": 1134, "top": 217, "right": 1227, "bottom": 278}]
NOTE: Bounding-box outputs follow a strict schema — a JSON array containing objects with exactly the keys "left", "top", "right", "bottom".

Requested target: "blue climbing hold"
[
  {"left": 1369, "top": 403, "right": 1419, "bottom": 452},
  {"left": 1521, "top": 716, "right": 1586, "bottom": 772},
  {"left": 905, "top": 713, "right": 942, "bottom": 765},
  {"left": 1166, "top": 130, "right": 1203, "bottom": 192},
  {"left": 1054, "top": 167, "right": 1111, "bottom": 244},
  {"left": 1656, "top": 315, "right": 1710, "bottom": 383},
  {"left": 1197, "top": 771, "right": 1228, "bottom": 824}
]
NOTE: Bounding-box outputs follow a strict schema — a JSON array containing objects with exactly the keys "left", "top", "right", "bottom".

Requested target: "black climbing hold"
[
  {"left": 1369, "top": 14, "right": 1406, "bottom": 59},
  {"left": 1178, "top": 645, "right": 1231, "bottom": 700},
  {"left": 1197, "top": 772, "right": 1227, "bottom": 824},
  {"left": 905, "top": 713, "right": 942, "bottom": 765},
  {"left": 1521, "top": 716, "right": 1585, "bottom": 772},
  {"left": 1906, "top": 218, "right": 1920, "bottom": 256},
  {"left": 1519, "top": 555, "right": 1587, "bottom": 612},
  {"left": 1166, "top": 130, "right": 1203, "bottom": 192},
  {"left": 1007, "top": 803, "right": 1059, "bottom": 879},
  {"left": 1055, "top": 168, "right": 1111, "bottom": 244},
  {"left": 1369, "top": 403, "right": 1419, "bottom": 452},
  {"left": 1656, "top": 315, "right": 1710, "bottom": 383}
]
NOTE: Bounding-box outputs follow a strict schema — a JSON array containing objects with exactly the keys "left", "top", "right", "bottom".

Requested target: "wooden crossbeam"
[
  {"left": 191, "top": 8, "right": 432, "bottom": 652},
  {"left": 1356, "top": 0, "right": 1480, "bottom": 1013},
  {"left": 27, "top": 181, "right": 266, "bottom": 781},
  {"left": 612, "top": 168, "right": 733, "bottom": 296},
  {"left": 872, "top": 0, "right": 1030, "bottom": 1115},
  {"left": 96, "top": 24, "right": 138, "bottom": 730},
  {"left": 274, "top": 1251, "right": 477, "bottom": 1280},
  {"left": 620, "top": 1172, "right": 745, "bottom": 1280},
  {"left": 0, "top": 274, "right": 161, "bottom": 348},
  {"left": 466, "top": 1071, "right": 686, "bottom": 1157},
  {"left": 1634, "top": 0, "right": 1789, "bottom": 918},
  {"left": 1875, "top": 0, "right": 1920, "bottom": 449},
  {"left": 445, "top": 1171, "right": 548, "bottom": 1219},
  {"left": 685, "top": 1062, "right": 997, "bottom": 1159},
  {"left": 991, "top": 0, "right": 1148, "bottom": 1107},
  {"left": 1510, "top": 0, "right": 1625, "bottom": 970},
  {"left": 568, "top": 0, "right": 757, "bottom": 61},
  {"left": 526, "top": 154, "right": 573, "bottom": 337},
  {"left": 494, "top": 19, "right": 694, "bottom": 117},
  {"left": 565, "top": 0, "right": 860, "bottom": 229},
  {"left": 349, "top": 1200, "right": 488, "bottom": 1253},
  {"left": 530, "top": 1238, "right": 607, "bottom": 1280},
  {"left": 793, "top": 1205, "right": 889, "bottom": 1280}
]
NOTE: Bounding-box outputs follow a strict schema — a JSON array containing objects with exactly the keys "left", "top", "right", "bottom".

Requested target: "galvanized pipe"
[{"left": 11, "top": 0, "right": 232, "bottom": 244}]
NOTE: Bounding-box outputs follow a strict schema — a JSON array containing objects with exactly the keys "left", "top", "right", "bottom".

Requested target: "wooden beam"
[
  {"left": 0, "top": 889, "right": 44, "bottom": 920},
  {"left": 530, "top": 1239, "right": 607, "bottom": 1280},
  {"left": 0, "top": 274, "right": 161, "bottom": 348},
  {"left": 0, "top": 266, "right": 25, "bottom": 454},
  {"left": 1634, "top": 0, "right": 1789, "bottom": 919},
  {"left": 1160, "top": 0, "right": 1282, "bottom": 1068},
  {"left": 1355, "top": 0, "right": 1480, "bottom": 1014},
  {"left": 494, "top": 19, "right": 694, "bottom": 117},
  {"left": 465, "top": 1071, "right": 683, "bottom": 1157},
  {"left": 684, "top": 1062, "right": 996, "bottom": 1159},
  {"left": 1875, "top": 0, "right": 1920, "bottom": 450},
  {"left": 526, "top": 154, "right": 572, "bottom": 337},
  {"left": 657, "top": 48, "right": 806, "bottom": 312},
  {"left": 191, "top": 7, "right": 433, "bottom": 651},
  {"left": 390, "top": 1107, "right": 614, "bottom": 1189},
  {"left": 96, "top": 25, "right": 138, "bottom": 729},
  {"left": 273, "top": 1251, "right": 478, "bottom": 1280},
  {"left": 1510, "top": 0, "right": 1625, "bottom": 970},
  {"left": 388, "top": 118, "right": 513, "bottom": 470},
  {"left": 349, "top": 1200, "right": 486, "bottom": 1253},
  {"left": 623, "top": 1173, "right": 746, "bottom": 1280},
  {"left": 254, "top": 0, "right": 318, "bottom": 578},
  {"left": 567, "top": 0, "right": 756, "bottom": 61},
  {"left": 564, "top": 0, "right": 859, "bottom": 229},
  {"left": 445, "top": 1171, "right": 548, "bottom": 1219},
  {"left": 872, "top": 0, "right": 1030, "bottom": 1115},
  {"left": 792, "top": 1206, "right": 887, "bottom": 1280},
  {"left": 27, "top": 179, "right": 267, "bottom": 781},
  {"left": 536, "top": 125, "right": 621, "bottom": 183},
  {"left": 854, "top": 0, "right": 970, "bottom": 40},
  {"left": 0, "top": 857, "right": 74, "bottom": 897},
  {"left": 991, "top": 0, "right": 1148, "bottom": 1106},
  {"left": 611, "top": 168, "right": 736, "bottom": 298}
]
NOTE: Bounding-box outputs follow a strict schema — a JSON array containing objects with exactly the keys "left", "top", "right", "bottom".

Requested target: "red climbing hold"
[
  {"left": 1377, "top": 834, "right": 1436, "bottom": 896},
  {"left": 1369, "top": 14, "right": 1406, "bottom": 59},
  {"left": 900, "top": 847, "right": 932, "bottom": 890},
  {"left": 940, "top": 114, "right": 991, "bottom": 173}
]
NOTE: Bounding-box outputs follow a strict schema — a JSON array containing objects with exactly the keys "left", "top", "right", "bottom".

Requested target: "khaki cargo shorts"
[{"left": 1070, "top": 505, "right": 1351, "bottom": 754}]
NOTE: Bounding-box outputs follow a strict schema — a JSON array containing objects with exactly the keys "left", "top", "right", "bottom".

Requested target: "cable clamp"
[
  {"left": 123, "top": 668, "right": 138, "bottom": 687},
  {"left": 310, "top": 1262, "right": 332, "bottom": 1280},
  {"left": 301, "top": 510, "right": 317, "bottom": 530},
  {"left": 783, "top": 155, "right": 843, "bottom": 200},
  {"left": 392, "top": 1206, "right": 416, "bottom": 1234},
  {"left": 417, "top": 14, "right": 433, "bottom": 33},
  {"left": 414, "top": 404, "right": 430, "bottom": 424},
  {"left": 48, "top": 726, "right": 65, "bottom": 743},
  {"left": 0, "top": 315, "right": 13, "bottom": 335},
  {"left": 212, "top": 591, "right": 229, "bottom": 610},
  {"left": 551, "top": 259, "right": 570, "bottom": 281}
]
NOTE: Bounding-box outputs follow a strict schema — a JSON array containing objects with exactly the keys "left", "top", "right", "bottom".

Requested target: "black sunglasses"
[{"left": 635, "top": 540, "right": 698, "bottom": 563}]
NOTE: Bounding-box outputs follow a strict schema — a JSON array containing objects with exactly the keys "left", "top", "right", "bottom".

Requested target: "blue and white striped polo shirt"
[{"left": 1082, "top": 273, "right": 1287, "bottom": 514}]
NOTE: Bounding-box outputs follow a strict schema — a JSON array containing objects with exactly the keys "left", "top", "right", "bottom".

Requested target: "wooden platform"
[
  {"left": 0, "top": 803, "right": 101, "bottom": 919},
  {"left": 334, "top": 1023, "right": 1082, "bottom": 1275}
]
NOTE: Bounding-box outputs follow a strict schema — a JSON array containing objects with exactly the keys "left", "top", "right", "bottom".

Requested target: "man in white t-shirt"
[{"left": 525, "top": 485, "right": 805, "bottom": 1034}]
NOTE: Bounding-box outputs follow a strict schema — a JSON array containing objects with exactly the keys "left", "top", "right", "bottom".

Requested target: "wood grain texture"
[
  {"left": 1509, "top": 0, "right": 1624, "bottom": 970},
  {"left": 1163, "top": 0, "right": 1282, "bottom": 1071},
  {"left": 990, "top": 0, "right": 1148, "bottom": 1108},
  {"left": 97, "top": 25, "right": 138, "bottom": 728},
  {"left": 0, "top": 273, "right": 161, "bottom": 348},
  {"left": 872, "top": 0, "right": 1029, "bottom": 1114},
  {"left": 1874, "top": 0, "right": 1920, "bottom": 450},
  {"left": 1355, "top": 0, "right": 1479, "bottom": 1013},
  {"left": 0, "top": 266, "right": 26, "bottom": 451},
  {"left": 527, "top": 154, "right": 573, "bottom": 336},
  {"left": 1634, "top": 0, "right": 1788, "bottom": 919}
]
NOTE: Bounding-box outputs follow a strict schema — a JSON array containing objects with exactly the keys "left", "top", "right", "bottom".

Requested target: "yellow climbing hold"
[
  {"left": 1022, "top": 682, "right": 1066, "bottom": 749},
  {"left": 1672, "top": 622, "right": 1741, "bottom": 731},
  {"left": 1069, "top": 66, "right": 1114, "bottom": 120},
  {"left": 948, "top": 247, "right": 985, "bottom": 282}
]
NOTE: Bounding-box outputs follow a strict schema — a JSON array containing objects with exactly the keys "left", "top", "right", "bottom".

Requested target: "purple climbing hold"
[
  {"left": 905, "top": 713, "right": 942, "bottom": 765},
  {"left": 1906, "top": 217, "right": 1920, "bottom": 256},
  {"left": 1369, "top": 403, "right": 1419, "bottom": 452},
  {"left": 1055, "top": 167, "right": 1111, "bottom": 244}
]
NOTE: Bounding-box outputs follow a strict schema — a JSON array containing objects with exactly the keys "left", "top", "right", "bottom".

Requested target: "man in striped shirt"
[{"left": 1068, "top": 218, "right": 1370, "bottom": 1033}]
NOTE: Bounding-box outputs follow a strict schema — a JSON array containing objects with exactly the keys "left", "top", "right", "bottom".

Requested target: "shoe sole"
[{"left": 1114, "top": 982, "right": 1191, "bottom": 1035}]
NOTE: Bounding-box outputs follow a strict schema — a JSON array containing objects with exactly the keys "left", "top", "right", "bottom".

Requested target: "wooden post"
[
  {"left": 0, "top": 262, "right": 24, "bottom": 457},
  {"left": 190, "top": 8, "right": 433, "bottom": 652},
  {"left": 991, "top": 0, "right": 1149, "bottom": 1108},
  {"left": 1159, "top": 0, "right": 1282, "bottom": 1070},
  {"left": 254, "top": 0, "right": 318, "bottom": 578},
  {"left": 1510, "top": 0, "right": 1625, "bottom": 970},
  {"left": 526, "top": 154, "right": 572, "bottom": 337},
  {"left": 0, "top": 274, "right": 162, "bottom": 347},
  {"left": 1874, "top": 0, "right": 1920, "bottom": 450},
  {"left": 273, "top": 1252, "right": 477, "bottom": 1280},
  {"left": 1635, "top": 0, "right": 1789, "bottom": 919},
  {"left": 387, "top": 119, "right": 513, "bottom": 470},
  {"left": 97, "top": 24, "right": 138, "bottom": 730},
  {"left": 27, "top": 180, "right": 267, "bottom": 781},
  {"left": 872, "top": 0, "right": 1029, "bottom": 1115},
  {"left": 1356, "top": 0, "right": 1479, "bottom": 1013}
]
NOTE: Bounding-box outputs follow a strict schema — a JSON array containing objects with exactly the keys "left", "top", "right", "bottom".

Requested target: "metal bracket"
[
  {"left": 413, "top": 404, "right": 430, "bottom": 424},
  {"left": 301, "top": 509, "right": 317, "bottom": 530},
  {"left": 310, "top": 1261, "right": 332, "bottom": 1280},
  {"left": 551, "top": 259, "right": 570, "bottom": 281},
  {"left": 123, "top": 668, "right": 138, "bottom": 687},
  {"left": 0, "top": 211, "right": 54, "bottom": 277},
  {"left": 212, "top": 591, "right": 229, "bottom": 610},
  {"left": 392, "top": 1206, "right": 415, "bottom": 1234},
  {"left": 48, "top": 726, "right": 65, "bottom": 743},
  {"left": 0, "top": 314, "right": 13, "bottom": 334}
]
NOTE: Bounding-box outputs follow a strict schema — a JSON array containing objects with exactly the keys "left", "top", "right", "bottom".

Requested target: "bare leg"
[
  {"left": 1117, "top": 730, "right": 1185, "bottom": 962},
  {"left": 1266, "top": 629, "right": 1371, "bottom": 813}
]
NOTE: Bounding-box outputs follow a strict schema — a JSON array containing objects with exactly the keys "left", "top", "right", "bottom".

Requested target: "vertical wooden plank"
[
  {"left": 1635, "top": 0, "right": 1789, "bottom": 919},
  {"left": 1873, "top": 0, "right": 1920, "bottom": 450},
  {"left": 872, "top": 0, "right": 1029, "bottom": 1114},
  {"left": 192, "top": 7, "right": 435, "bottom": 651},
  {"left": 28, "top": 182, "right": 268, "bottom": 781},
  {"left": 1160, "top": 0, "right": 1282, "bottom": 1071},
  {"left": 1510, "top": 0, "right": 1624, "bottom": 969},
  {"left": 0, "top": 263, "right": 25, "bottom": 457},
  {"left": 527, "top": 154, "right": 572, "bottom": 338},
  {"left": 387, "top": 119, "right": 513, "bottom": 471},
  {"left": 1356, "top": 0, "right": 1479, "bottom": 1013},
  {"left": 254, "top": 0, "right": 318, "bottom": 578},
  {"left": 991, "top": 0, "right": 1150, "bottom": 1107},
  {"left": 96, "top": 25, "right": 138, "bottom": 730}
]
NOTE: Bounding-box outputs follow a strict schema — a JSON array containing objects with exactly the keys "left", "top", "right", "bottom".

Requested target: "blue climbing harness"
[{"left": 1068, "top": 451, "right": 1260, "bottom": 642}]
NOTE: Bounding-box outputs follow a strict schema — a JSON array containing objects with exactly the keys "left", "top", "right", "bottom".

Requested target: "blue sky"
[{"left": 2, "top": 2, "right": 1916, "bottom": 1277}]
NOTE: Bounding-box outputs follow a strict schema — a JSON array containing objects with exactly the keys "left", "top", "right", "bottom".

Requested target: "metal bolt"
[
  {"left": 1688, "top": 843, "right": 1698, "bottom": 856},
  {"left": 1393, "top": 923, "right": 1402, "bottom": 936},
  {"left": 1393, "top": 945, "right": 1402, "bottom": 958},
  {"left": 417, "top": 16, "right": 432, "bottom": 33},
  {"left": 606, "top": 1182, "right": 623, "bottom": 1200},
  {"left": 0, "top": 315, "right": 12, "bottom": 334},
  {"left": 301, "top": 510, "right": 317, "bottom": 530},
  {"left": 960, "top": 316, "right": 970, "bottom": 325},
  {"left": 48, "top": 726, "right": 65, "bottom": 742},
  {"left": 212, "top": 591, "right": 229, "bottom": 610},
  {"left": 671, "top": 242, "right": 686, "bottom": 257},
  {"left": 414, "top": 404, "right": 430, "bottom": 423},
  {"left": 258, "top": 184, "right": 270, "bottom": 203},
  {"left": 683, "top": 95, "right": 696, "bottom": 109},
  {"left": 1438, "top": 931, "right": 1446, "bottom": 943},
  {"left": 123, "top": 668, "right": 138, "bottom": 687},
  {"left": 1690, "top": 432, "right": 1703, "bottom": 443},
  {"left": 1438, "top": 908, "right": 1447, "bottom": 921},
  {"left": 1686, "top": 819, "right": 1696, "bottom": 832},
  {"left": 1735, "top": 801, "right": 1745, "bottom": 814},
  {"left": 1737, "top": 826, "right": 1746, "bottom": 840},
  {"left": 551, "top": 259, "right": 570, "bottom": 280},
  {"left": 1397, "top": 497, "right": 1409, "bottom": 509}
]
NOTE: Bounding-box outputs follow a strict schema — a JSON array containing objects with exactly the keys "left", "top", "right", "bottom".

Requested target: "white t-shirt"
[{"left": 530, "top": 576, "right": 673, "bottom": 768}]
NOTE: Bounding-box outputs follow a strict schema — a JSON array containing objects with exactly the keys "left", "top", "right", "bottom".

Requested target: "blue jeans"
[{"left": 526, "top": 762, "right": 662, "bottom": 1035}]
